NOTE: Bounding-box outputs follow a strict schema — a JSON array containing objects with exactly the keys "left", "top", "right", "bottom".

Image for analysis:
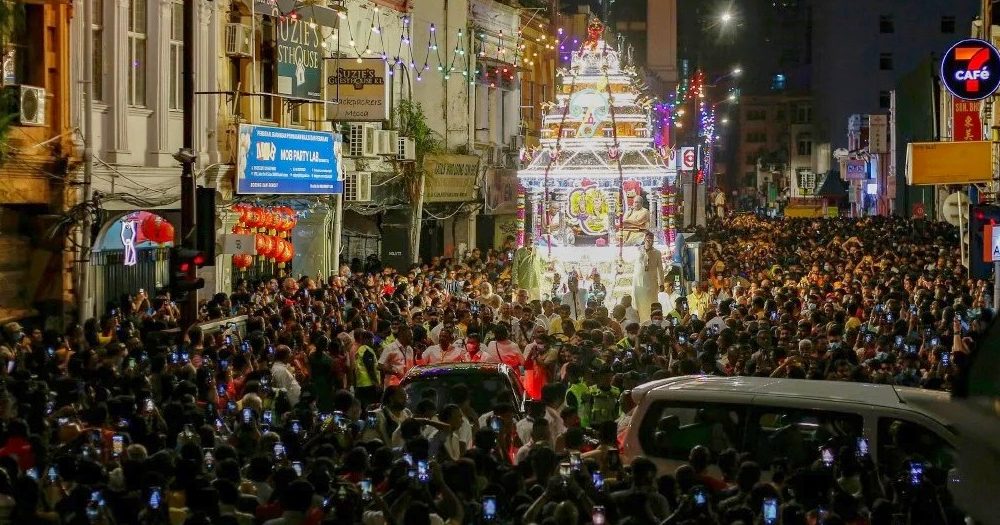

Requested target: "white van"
[{"left": 621, "top": 375, "right": 957, "bottom": 477}]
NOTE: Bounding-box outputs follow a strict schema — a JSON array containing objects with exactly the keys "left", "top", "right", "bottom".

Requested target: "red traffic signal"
[{"left": 169, "top": 247, "right": 208, "bottom": 299}]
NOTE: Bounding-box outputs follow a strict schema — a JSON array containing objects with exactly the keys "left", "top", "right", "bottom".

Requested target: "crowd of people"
[{"left": 0, "top": 213, "right": 984, "bottom": 524}]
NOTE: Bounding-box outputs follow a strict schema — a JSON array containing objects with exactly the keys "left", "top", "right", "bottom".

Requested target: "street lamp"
[
  {"left": 732, "top": 67, "right": 742, "bottom": 76},
  {"left": 720, "top": 11, "right": 733, "bottom": 24}
]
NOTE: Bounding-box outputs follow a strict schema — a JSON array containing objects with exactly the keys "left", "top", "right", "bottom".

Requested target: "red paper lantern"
[
  {"left": 232, "top": 253, "right": 253, "bottom": 270},
  {"left": 265, "top": 235, "right": 281, "bottom": 259},
  {"left": 141, "top": 215, "right": 174, "bottom": 244},
  {"left": 254, "top": 233, "right": 269, "bottom": 256}
]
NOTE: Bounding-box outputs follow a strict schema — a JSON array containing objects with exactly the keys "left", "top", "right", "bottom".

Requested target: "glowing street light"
[
  {"left": 720, "top": 11, "right": 733, "bottom": 24},
  {"left": 732, "top": 67, "right": 742, "bottom": 76}
]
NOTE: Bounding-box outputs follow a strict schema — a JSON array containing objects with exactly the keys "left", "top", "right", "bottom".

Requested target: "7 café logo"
[{"left": 942, "top": 38, "right": 1000, "bottom": 100}]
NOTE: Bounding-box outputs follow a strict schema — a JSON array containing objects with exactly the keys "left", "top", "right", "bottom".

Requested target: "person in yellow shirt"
[
  {"left": 548, "top": 304, "right": 577, "bottom": 335},
  {"left": 353, "top": 330, "right": 381, "bottom": 408},
  {"left": 686, "top": 281, "right": 712, "bottom": 319}
]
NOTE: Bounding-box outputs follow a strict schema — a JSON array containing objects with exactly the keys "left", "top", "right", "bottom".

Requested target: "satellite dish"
[{"left": 942, "top": 192, "right": 970, "bottom": 227}]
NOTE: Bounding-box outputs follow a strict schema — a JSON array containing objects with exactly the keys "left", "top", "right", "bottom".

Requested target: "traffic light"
[
  {"left": 968, "top": 204, "right": 1000, "bottom": 279},
  {"left": 169, "top": 247, "right": 206, "bottom": 299}
]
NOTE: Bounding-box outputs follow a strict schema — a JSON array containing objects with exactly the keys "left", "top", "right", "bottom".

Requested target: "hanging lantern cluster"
[{"left": 230, "top": 204, "right": 297, "bottom": 269}]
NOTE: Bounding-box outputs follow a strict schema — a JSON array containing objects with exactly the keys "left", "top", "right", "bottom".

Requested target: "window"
[
  {"left": 168, "top": 1, "right": 183, "bottom": 110},
  {"left": 879, "top": 14, "right": 894, "bottom": 33},
  {"left": 637, "top": 401, "right": 747, "bottom": 460},
  {"left": 795, "top": 104, "right": 812, "bottom": 124},
  {"left": 260, "top": 18, "right": 275, "bottom": 120},
  {"left": 877, "top": 417, "right": 956, "bottom": 473},
  {"left": 879, "top": 52, "right": 893, "bottom": 71},
  {"left": 746, "top": 131, "right": 766, "bottom": 143},
  {"left": 941, "top": 15, "right": 956, "bottom": 34},
  {"left": 797, "top": 135, "right": 812, "bottom": 156},
  {"left": 745, "top": 152, "right": 758, "bottom": 165},
  {"left": 746, "top": 407, "right": 863, "bottom": 469},
  {"left": 746, "top": 109, "right": 767, "bottom": 121},
  {"left": 289, "top": 103, "right": 303, "bottom": 125},
  {"left": 127, "top": 0, "right": 147, "bottom": 106},
  {"left": 92, "top": 0, "right": 104, "bottom": 102},
  {"left": 879, "top": 90, "right": 891, "bottom": 109}
]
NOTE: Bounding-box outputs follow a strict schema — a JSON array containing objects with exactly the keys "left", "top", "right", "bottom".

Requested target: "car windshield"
[{"left": 403, "top": 371, "right": 512, "bottom": 415}]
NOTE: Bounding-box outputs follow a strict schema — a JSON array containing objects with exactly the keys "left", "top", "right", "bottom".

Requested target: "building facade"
[
  {"left": 70, "top": 0, "right": 219, "bottom": 318},
  {"left": 1, "top": 1, "right": 75, "bottom": 326}
]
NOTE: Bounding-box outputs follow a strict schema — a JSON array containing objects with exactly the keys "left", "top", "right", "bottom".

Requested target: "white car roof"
[{"left": 636, "top": 375, "right": 954, "bottom": 424}]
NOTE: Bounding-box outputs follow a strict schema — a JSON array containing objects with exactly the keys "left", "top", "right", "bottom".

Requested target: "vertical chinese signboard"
[{"left": 953, "top": 99, "right": 983, "bottom": 141}]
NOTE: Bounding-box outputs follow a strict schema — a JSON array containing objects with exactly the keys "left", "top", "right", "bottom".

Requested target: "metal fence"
[{"left": 90, "top": 248, "right": 170, "bottom": 315}]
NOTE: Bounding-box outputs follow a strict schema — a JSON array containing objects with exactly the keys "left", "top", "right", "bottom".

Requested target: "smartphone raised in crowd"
[
  {"left": 417, "top": 459, "right": 430, "bottom": 483},
  {"left": 360, "top": 478, "right": 373, "bottom": 501},
  {"left": 763, "top": 497, "right": 778, "bottom": 525},
  {"left": 482, "top": 495, "right": 498, "bottom": 521},
  {"left": 112, "top": 434, "right": 125, "bottom": 458},
  {"left": 148, "top": 486, "right": 162, "bottom": 510},
  {"left": 592, "top": 505, "right": 606, "bottom": 525},
  {"left": 692, "top": 487, "right": 708, "bottom": 507},
  {"left": 856, "top": 437, "right": 870, "bottom": 458}
]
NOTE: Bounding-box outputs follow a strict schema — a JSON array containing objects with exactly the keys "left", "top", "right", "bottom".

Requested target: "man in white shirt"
[
  {"left": 421, "top": 328, "right": 459, "bottom": 365},
  {"left": 658, "top": 279, "right": 681, "bottom": 316},
  {"left": 378, "top": 326, "right": 416, "bottom": 386},
  {"left": 270, "top": 345, "right": 301, "bottom": 406},
  {"left": 620, "top": 295, "right": 640, "bottom": 324}
]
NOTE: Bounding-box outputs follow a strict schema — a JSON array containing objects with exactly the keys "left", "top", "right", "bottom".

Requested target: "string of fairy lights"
[{"left": 322, "top": 2, "right": 731, "bottom": 149}]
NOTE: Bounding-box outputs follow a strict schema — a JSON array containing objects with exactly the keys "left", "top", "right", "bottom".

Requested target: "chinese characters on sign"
[{"left": 953, "top": 99, "right": 983, "bottom": 141}]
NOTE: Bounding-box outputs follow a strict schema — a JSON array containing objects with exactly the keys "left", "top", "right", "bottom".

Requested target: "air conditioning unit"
[
  {"left": 224, "top": 23, "right": 253, "bottom": 57},
  {"left": 346, "top": 124, "right": 377, "bottom": 158},
  {"left": 397, "top": 137, "right": 416, "bottom": 161},
  {"left": 378, "top": 130, "right": 399, "bottom": 156},
  {"left": 5, "top": 85, "right": 45, "bottom": 126},
  {"left": 344, "top": 171, "right": 372, "bottom": 202}
]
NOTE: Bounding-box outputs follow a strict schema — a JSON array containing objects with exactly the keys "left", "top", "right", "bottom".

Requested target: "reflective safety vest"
[
  {"left": 587, "top": 385, "right": 620, "bottom": 428},
  {"left": 355, "top": 345, "right": 380, "bottom": 388},
  {"left": 565, "top": 381, "right": 592, "bottom": 428}
]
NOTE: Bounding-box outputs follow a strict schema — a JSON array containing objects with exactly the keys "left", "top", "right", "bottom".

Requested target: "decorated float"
[{"left": 516, "top": 19, "right": 678, "bottom": 303}]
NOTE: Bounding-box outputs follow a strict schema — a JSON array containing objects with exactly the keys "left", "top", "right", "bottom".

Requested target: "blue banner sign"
[{"left": 236, "top": 124, "right": 342, "bottom": 195}]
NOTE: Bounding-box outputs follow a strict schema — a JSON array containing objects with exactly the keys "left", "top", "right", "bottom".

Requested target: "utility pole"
[
  {"left": 77, "top": 0, "right": 94, "bottom": 323},
  {"left": 179, "top": 0, "right": 198, "bottom": 327}
]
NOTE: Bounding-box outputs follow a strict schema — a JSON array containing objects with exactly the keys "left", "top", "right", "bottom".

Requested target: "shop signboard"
[
  {"left": 953, "top": 99, "right": 983, "bottom": 141},
  {"left": 868, "top": 114, "right": 888, "bottom": 153},
  {"left": 941, "top": 38, "right": 1000, "bottom": 100},
  {"left": 235, "top": 124, "right": 343, "bottom": 195},
  {"left": 326, "top": 59, "right": 389, "bottom": 121},
  {"left": 423, "top": 154, "right": 480, "bottom": 203},
  {"left": 843, "top": 159, "right": 867, "bottom": 180},
  {"left": 275, "top": 14, "right": 325, "bottom": 101}
]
